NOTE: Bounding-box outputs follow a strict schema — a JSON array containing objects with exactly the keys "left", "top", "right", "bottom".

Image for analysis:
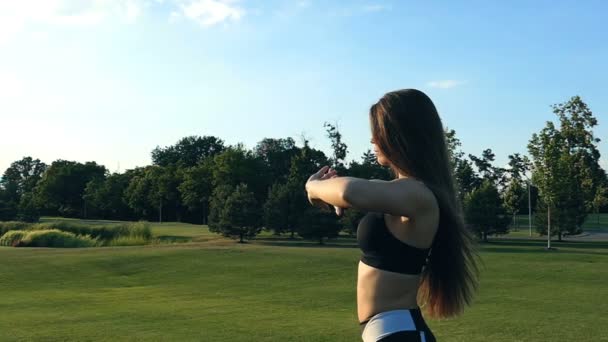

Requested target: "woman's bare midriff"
[{"left": 357, "top": 260, "right": 421, "bottom": 323}]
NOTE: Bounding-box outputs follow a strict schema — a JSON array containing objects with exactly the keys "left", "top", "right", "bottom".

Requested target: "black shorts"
[{"left": 359, "top": 307, "right": 436, "bottom": 341}]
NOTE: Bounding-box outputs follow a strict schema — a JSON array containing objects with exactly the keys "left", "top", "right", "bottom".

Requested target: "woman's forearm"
[{"left": 306, "top": 176, "right": 360, "bottom": 208}]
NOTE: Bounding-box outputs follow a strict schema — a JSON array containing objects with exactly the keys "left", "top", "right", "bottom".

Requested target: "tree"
[
  {"left": 152, "top": 135, "right": 225, "bottom": 168},
  {"left": 263, "top": 181, "right": 301, "bottom": 238},
  {"left": 444, "top": 129, "right": 481, "bottom": 202},
  {"left": 503, "top": 179, "right": 526, "bottom": 228},
  {"left": 324, "top": 122, "right": 348, "bottom": 174},
  {"left": 253, "top": 137, "right": 299, "bottom": 184},
  {"left": 553, "top": 96, "right": 604, "bottom": 212},
  {"left": 464, "top": 180, "right": 511, "bottom": 242},
  {"left": 83, "top": 171, "right": 135, "bottom": 220},
  {"left": 297, "top": 207, "right": 342, "bottom": 245},
  {"left": 528, "top": 96, "right": 602, "bottom": 241},
  {"left": 347, "top": 150, "right": 391, "bottom": 180},
  {"left": 179, "top": 159, "right": 214, "bottom": 224},
  {"left": 0, "top": 187, "right": 18, "bottom": 221},
  {"left": 469, "top": 149, "right": 506, "bottom": 188},
  {"left": 0, "top": 157, "right": 47, "bottom": 221},
  {"left": 32, "top": 160, "right": 106, "bottom": 218},
  {"left": 211, "top": 144, "right": 268, "bottom": 205},
  {"left": 454, "top": 159, "right": 481, "bottom": 203},
  {"left": 0, "top": 157, "right": 47, "bottom": 203},
  {"left": 209, "top": 183, "right": 262, "bottom": 243},
  {"left": 592, "top": 185, "right": 608, "bottom": 228}
]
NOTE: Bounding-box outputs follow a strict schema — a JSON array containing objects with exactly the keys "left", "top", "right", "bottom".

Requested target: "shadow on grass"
[
  {"left": 252, "top": 236, "right": 358, "bottom": 248},
  {"left": 156, "top": 236, "right": 193, "bottom": 243},
  {"left": 480, "top": 239, "right": 608, "bottom": 255}
]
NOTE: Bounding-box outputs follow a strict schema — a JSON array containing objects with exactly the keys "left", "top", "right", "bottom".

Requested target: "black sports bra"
[{"left": 357, "top": 212, "right": 431, "bottom": 275}]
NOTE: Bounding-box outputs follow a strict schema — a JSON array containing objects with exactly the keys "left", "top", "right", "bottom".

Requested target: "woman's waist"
[{"left": 357, "top": 261, "right": 421, "bottom": 321}]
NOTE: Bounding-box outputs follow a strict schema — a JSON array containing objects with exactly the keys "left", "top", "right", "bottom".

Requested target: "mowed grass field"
[{"left": 1, "top": 218, "right": 607, "bottom": 341}]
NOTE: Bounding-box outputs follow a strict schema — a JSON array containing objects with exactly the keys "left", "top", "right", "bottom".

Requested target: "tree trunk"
[
  {"left": 319, "top": 236, "right": 324, "bottom": 245},
  {"left": 558, "top": 231, "right": 562, "bottom": 242},
  {"left": 159, "top": 199, "right": 162, "bottom": 224},
  {"left": 239, "top": 233, "right": 244, "bottom": 243},
  {"left": 202, "top": 204, "right": 207, "bottom": 225},
  {"left": 483, "top": 231, "right": 488, "bottom": 242}
]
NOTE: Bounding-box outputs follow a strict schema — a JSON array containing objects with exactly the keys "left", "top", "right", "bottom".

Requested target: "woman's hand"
[{"left": 305, "top": 166, "right": 344, "bottom": 217}]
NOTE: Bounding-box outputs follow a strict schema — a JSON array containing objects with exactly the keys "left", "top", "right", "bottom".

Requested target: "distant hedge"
[{"left": 0, "top": 221, "right": 153, "bottom": 248}]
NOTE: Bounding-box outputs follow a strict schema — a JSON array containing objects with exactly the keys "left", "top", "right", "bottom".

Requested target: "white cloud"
[
  {"left": 427, "top": 80, "right": 467, "bottom": 89},
  {"left": 0, "top": 0, "right": 150, "bottom": 44},
  {"left": 177, "top": 0, "right": 244, "bottom": 27},
  {"left": 297, "top": 1, "right": 311, "bottom": 8},
  {"left": 362, "top": 4, "right": 391, "bottom": 12}
]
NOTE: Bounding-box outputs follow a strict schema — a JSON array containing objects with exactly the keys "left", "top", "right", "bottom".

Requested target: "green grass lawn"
[{"left": 1, "top": 219, "right": 607, "bottom": 341}]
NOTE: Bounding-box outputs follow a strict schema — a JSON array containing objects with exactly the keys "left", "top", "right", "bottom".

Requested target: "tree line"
[{"left": 1, "top": 96, "right": 606, "bottom": 243}]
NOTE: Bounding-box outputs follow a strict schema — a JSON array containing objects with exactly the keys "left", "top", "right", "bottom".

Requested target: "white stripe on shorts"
[{"left": 361, "top": 309, "right": 416, "bottom": 342}]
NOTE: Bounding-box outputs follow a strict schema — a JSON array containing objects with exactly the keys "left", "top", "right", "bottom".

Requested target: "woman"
[{"left": 305, "top": 89, "right": 479, "bottom": 341}]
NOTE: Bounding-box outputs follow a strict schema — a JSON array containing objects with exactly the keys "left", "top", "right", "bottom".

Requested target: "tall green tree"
[
  {"left": 469, "top": 149, "right": 506, "bottom": 188},
  {"left": 324, "top": 122, "right": 348, "bottom": 173},
  {"left": 0, "top": 157, "right": 48, "bottom": 220},
  {"left": 253, "top": 137, "right": 299, "bottom": 184},
  {"left": 179, "top": 159, "right": 214, "bottom": 224},
  {"left": 464, "top": 180, "right": 511, "bottom": 242},
  {"left": 209, "top": 183, "right": 262, "bottom": 243},
  {"left": 32, "top": 160, "right": 106, "bottom": 218},
  {"left": 444, "top": 129, "right": 481, "bottom": 202},
  {"left": 528, "top": 96, "right": 603, "bottom": 241},
  {"left": 263, "top": 181, "right": 301, "bottom": 238},
  {"left": 152, "top": 135, "right": 225, "bottom": 168}
]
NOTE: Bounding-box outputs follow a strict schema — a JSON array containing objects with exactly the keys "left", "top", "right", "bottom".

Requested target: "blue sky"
[{"left": 1, "top": 0, "right": 607, "bottom": 175}]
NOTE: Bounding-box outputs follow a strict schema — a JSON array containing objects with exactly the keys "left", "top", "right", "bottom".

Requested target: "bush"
[
  {"left": 107, "top": 235, "right": 154, "bottom": 247},
  {"left": 0, "top": 230, "right": 29, "bottom": 247},
  {"left": 28, "top": 221, "right": 152, "bottom": 243},
  {"left": 19, "top": 229, "right": 98, "bottom": 248},
  {"left": 1, "top": 220, "right": 152, "bottom": 247},
  {"left": 0, "top": 221, "right": 32, "bottom": 236}
]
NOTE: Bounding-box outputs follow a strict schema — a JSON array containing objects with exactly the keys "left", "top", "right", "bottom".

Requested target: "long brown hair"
[{"left": 369, "top": 89, "right": 479, "bottom": 319}]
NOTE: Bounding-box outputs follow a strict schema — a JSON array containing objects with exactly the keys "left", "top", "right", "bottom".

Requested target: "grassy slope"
[{"left": 0, "top": 219, "right": 607, "bottom": 341}]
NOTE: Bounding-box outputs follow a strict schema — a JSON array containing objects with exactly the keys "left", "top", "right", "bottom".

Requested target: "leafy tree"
[
  {"left": 152, "top": 135, "right": 225, "bottom": 168},
  {"left": 179, "top": 159, "right": 214, "bottom": 224},
  {"left": 211, "top": 144, "right": 268, "bottom": 205},
  {"left": 444, "top": 129, "right": 481, "bottom": 202},
  {"left": 253, "top": 137, "right": 299, "bottom": 184},
  {"left": 297, "top": 207, "right": 342, "bottom": 245},
  {"left": 469, "top": 149, "right": 506, "bottom": 188},
  {"left": 592, "top": 185, "right": 608, "bottom": 228},
  {"left": 83, "top": 171, "right": 135, "bottom": 220},
  {"left": 347, "top": 150, "right": 391, "bottom": 180},
  {"left": 324, "top": 122, "right": 348, "bottom": 174},
  {"left": 528, "top": 96, "right": 602, "bottom": 241},
  {"left": 209, "top": 183, "right": 262, "bottom": 243},
  {"left": 503, "top": 179, "right": 526, "bottom": 228},
  {"left": 32, "top": 160, "right": 106, "bottom": 218},
  {"left": 0, "top": 157, "right": 47, "bottom": 203},
  {"left": 464, "top": 180, "right": 511, "bottom": 242},
  {"left": 263, "top": 181, "right": 301, "bottom": 238},
  {"left": 0, "top": 187, "right": 18, "bottom": 221}
]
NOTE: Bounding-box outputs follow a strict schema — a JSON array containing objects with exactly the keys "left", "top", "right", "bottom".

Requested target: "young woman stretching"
[{"left": 305, "top": 89, "right": 479, "bottom": 341}]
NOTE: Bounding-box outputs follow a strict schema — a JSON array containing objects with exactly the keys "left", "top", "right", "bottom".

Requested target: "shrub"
[
  {"left": 19, "top": 229, "right": 98, "bottom": 248},
  {"left": 0, "top": 230, "right": 29, "bottom": 247},
  {"left": 0, "top": 221, "right": 32, "bottom": 236}
]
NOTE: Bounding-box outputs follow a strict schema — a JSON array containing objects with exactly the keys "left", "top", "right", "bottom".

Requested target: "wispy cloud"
[
  {"left": 0, "top": 0, "right": 148, "bottom": 44},
  {"left": 427, "top": 80, "right": 467, "bottom": 89},
  {"left": 362, "top": 4, "right": 391, "bottom": 12},
  {"left": 174, "top": 0, "right": 244, "bottom": 26}
]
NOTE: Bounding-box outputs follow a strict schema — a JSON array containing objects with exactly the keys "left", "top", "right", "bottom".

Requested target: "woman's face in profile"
[{"left": 371, "top": 138, "right": 390, "bottom": 167}]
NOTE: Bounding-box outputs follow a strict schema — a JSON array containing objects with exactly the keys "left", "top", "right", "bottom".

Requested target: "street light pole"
[{"left": 528, "top": 181, "right": 532, "bottom": 237}]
